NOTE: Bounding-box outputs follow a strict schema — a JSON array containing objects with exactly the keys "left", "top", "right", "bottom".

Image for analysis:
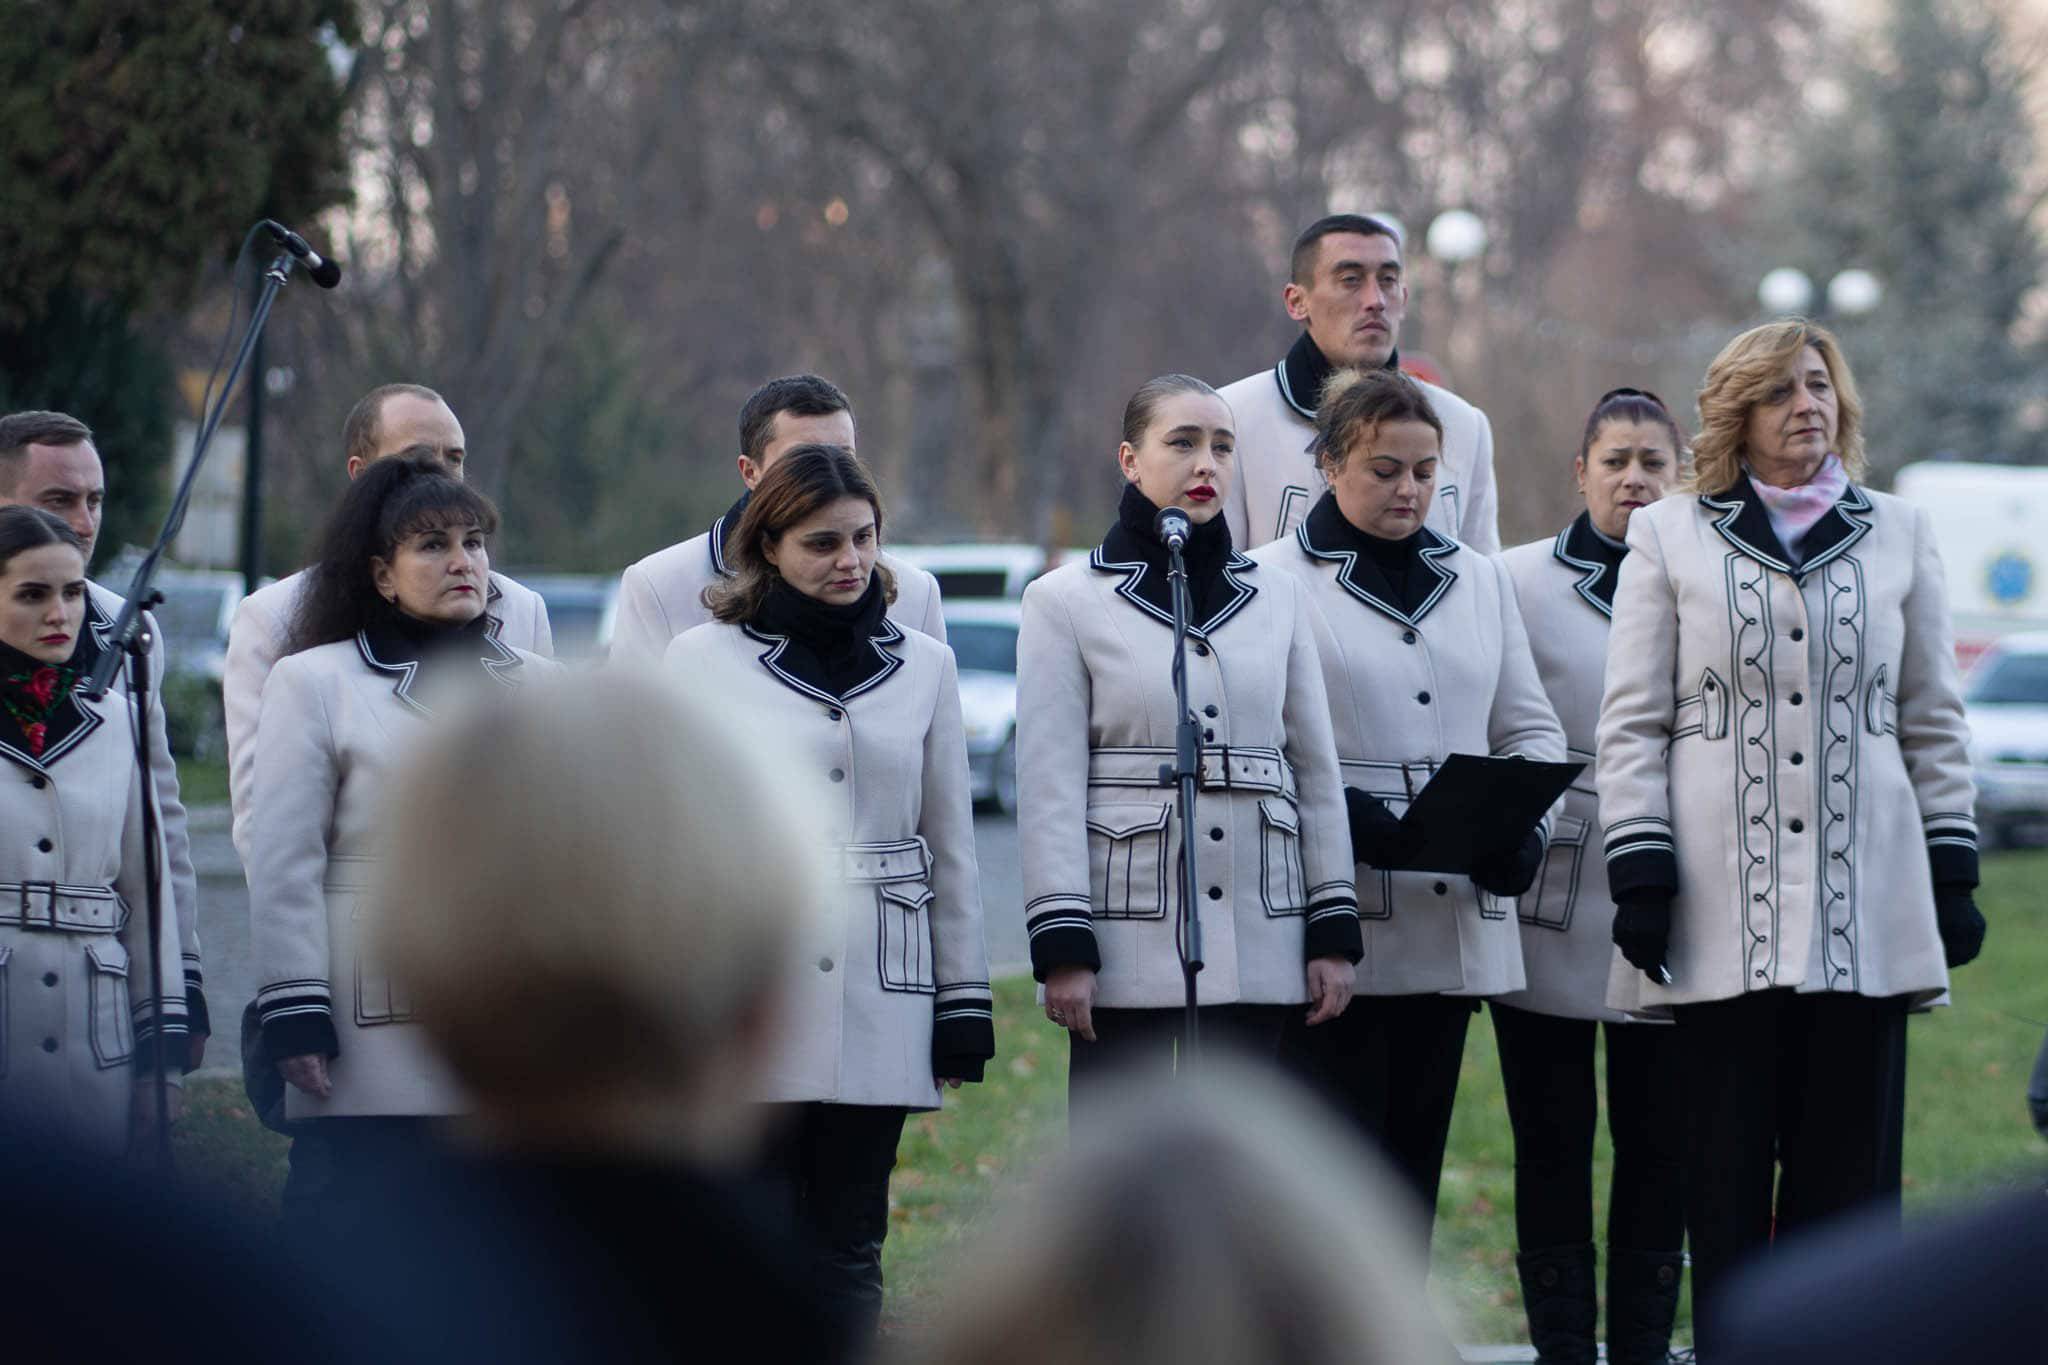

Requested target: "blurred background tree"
[{"left": 0, "top": 0, "right": 356, "bottom": 568}]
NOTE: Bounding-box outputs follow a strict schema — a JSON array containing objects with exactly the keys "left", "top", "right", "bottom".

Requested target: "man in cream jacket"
[{"left": 1218, "top": 213, "right": 1499, "bottom": 554}]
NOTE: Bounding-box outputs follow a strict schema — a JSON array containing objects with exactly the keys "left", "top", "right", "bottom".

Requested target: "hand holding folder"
[{"left": 1382, "top": 753, "right": 1584, "bottom": 875}]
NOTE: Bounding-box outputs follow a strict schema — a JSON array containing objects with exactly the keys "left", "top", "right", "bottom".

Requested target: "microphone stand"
[
  {"left": 83, "top": 246, "right": 302, "bottom": 1172},
  {"left": 1158, "top": 534, "right": 1205, "bottom": 1064}
]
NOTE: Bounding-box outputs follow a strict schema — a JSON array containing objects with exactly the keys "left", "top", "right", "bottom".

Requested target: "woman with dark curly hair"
[{"left": 246, "top": 453, "right": 551, "bottom": 1234}]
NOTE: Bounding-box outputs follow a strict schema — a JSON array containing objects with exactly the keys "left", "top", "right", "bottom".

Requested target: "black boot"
[
  {"left": 1607, "top": 1246, "right": 1685, "bottom": 1364},
  {"left": 1516, "top": 1243, "right": 1598, "bottom": 1364}
]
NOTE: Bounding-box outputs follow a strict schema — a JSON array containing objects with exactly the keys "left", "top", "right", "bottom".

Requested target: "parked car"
[
  {"left": 509, "top": 572, "right": 622, "bottom": 662},
  {"left": 892, "top": 543, "right": 1049, "bottom": 601},
  {"left": 945, "top": 599, "right": 1021, "bottom": 814},
  {"left": 1964, "top": 631, "right": 2048, "bottom": 847}
]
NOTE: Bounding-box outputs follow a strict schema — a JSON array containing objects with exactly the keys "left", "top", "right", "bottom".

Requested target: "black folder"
[{"left": 1387, "top": 753, "right": 1585, "bottom": 874}]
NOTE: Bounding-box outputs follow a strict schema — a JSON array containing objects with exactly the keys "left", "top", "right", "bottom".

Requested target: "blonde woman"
[{"left": 1596, "top": 319, "right": 1981, "bottom": 1352}]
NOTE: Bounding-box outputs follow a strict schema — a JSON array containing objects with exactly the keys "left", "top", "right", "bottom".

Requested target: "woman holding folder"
[{"left": 1249, "top": 367, "right": 1565, "bottom": 1241}]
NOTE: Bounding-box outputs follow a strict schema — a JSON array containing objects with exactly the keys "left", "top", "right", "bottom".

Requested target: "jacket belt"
[
  {"left": 1086, "top": 745, "right": 1297, "bottom": 799},
  {"left": 832, "top": 837, "right": 932, "bottom": 885},
  {"left": 0, "top": 881, "right": 122, "bottom": 933}
]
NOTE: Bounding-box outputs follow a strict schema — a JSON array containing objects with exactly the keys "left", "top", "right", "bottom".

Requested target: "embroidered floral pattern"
[{"left": 2, "top": 664, "right": 78, "bottom": 757}]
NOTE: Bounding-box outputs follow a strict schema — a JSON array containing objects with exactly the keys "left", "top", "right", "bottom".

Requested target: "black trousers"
[
  {"left": 758, "top": 1102, "right": 908, "bottom": 1338},
  {"left": 278, "top": 1118, "right": 436, "bottom": 1245},
  {"left": 1281, "top": 992, "right": 1474, "bottom": 1241},
  {"left": 1489, "top": 1002, "right": 1686, "bottom": 1254},
  {"left": 1067, "top": 1004, "right": 1289, "bottom": 1129},
  {"left": 1671, "top": 988, "right": 1909, "bottom": 1357}
]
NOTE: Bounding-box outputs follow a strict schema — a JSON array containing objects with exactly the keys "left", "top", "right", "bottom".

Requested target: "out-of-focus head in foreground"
[
  {"left": 371, "top": 665, "right": 826, "bottom": 1165},
  {"left": 906, "top": 1059, "right": 1460, "bottom": 1365}
]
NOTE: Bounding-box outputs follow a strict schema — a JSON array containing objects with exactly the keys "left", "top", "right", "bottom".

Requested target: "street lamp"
[
  {"left": 1425, "top": 210, "right": 1488, "bottom": 377},
  {"left": 1827, "top": 268, "right": 1883, "bottom": 317},
  {"left": 1758, "top": 267, "right": 1816, "bottom": 315}
]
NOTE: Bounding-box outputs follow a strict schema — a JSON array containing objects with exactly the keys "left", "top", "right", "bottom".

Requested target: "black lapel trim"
[
  {"left": 1700, "top": 476, "right": 1875, "bottom": 579},
  {"left": 1553, "top": 513, "right": 1620, "bottom": 619},
  {"left": 1295, "top": 517, "right": 1458, "bottom": 627},
  {"left": 708, "top": 491, "right": 750, "bottom": 578},
  {"left": 354, "top": 626, "right": 524, "bottom": 717},
  {"left": 1275, "top": 358, "right": 1315, "bottom": 421},
  {"left": 1087, "top": 547, "right": 1260, "bottom": 641},
  {"left": 742, "top": 619, "right": 906, "bottom": 705},
  {"left": 0, "top": 685, "right": 105, "bottom": 774}
]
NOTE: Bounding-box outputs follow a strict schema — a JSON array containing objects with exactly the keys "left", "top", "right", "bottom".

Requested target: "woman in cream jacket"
[
  {"left": 1250, "top": 367, "right": 1564, "bottom": 1246},
  {"left": 1018, "top": 374, "right": 1361, "bottom": 1121},
  {"left": 248, "top": 456, "right": 547, "bottom": 1232},
  {"left": 1595, "top": 321, "right": 1981, "bottom": 1353},
  {"left": 0, "top": 507, "right": 187, "bottom": 1157}
]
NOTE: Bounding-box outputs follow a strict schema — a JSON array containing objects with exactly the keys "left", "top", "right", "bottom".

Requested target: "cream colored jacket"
[
  {"left": 611, "top": 505, "right": 945, "bottom": 669},
  {"left": 224, "top": 568, "right": 551, "bottom": 857},
  {"left": 1, "top": 673, "right": 185, "bottom": 1155},
  {"left": 1016, "top": 547, "right": 1360, "bottom": 1009},
  {"left": 662, "top": 618, "right": 990, "bottom": 1109},
  {"left": 246, "top": 628, "right": 550, "bottom": 1118},
  {"left": 1216, "top": 364, "right": 1499, "bottom": 554},
  {"left": 1252, "top": 500, "right": 1563, "bottom": 998},
  {"left": 1595, "top": 481, "right": 1977, "bottom": 1014}
]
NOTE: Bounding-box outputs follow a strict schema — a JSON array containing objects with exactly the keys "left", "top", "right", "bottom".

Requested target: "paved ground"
[{"left": 188, "top": 806, "right": 1028, "bottom": 1074}]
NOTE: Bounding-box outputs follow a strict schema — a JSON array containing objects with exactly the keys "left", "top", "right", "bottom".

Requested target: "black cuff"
[
  {"left": 1304, "top": 898, "right": 1363, "bottom": 964},
  {"left": 261, "top": 1010, "right": 339, "bottom": 1062},
  {"left": 1026, "top": 898, "right": 1100, "bottom": 982},
  {"left": 185, "top": 983, "right": 211, "bottom": 1043},
  {"left": 1605, "top": 819, "right": 1677, "bottom": 901},
  {"left": 1926, "top": 834, "right": 1979, "bottom": 892},
  {"left": 933, "top": 1015, "right": 995, "bottom": 1088},
  {"left": 130, "top": 1021, "right": 190, "bottom": 1076}
]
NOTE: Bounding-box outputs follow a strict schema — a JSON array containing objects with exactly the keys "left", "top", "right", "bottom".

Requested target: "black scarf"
[
  {"left": 1278, "top": 332, "right": 1403, "bottom": 420},
  {"left": 752, "top": 573, "right": 894, "bottom": 699},
  {"left": 1301, "top": 489, "right": 1447, "bottom": 620},
  {"left": 0, "top": 636, "right": 95, "bottom": 765},
  {"left": 363, "top": 601, "right": 502, "bottom": 692},
  {"left": 1558, "top": 510, "right": 1628, "bottom": 615},
  {"left": 1098, "top": 482, "right": 1245, "bottom": 627}
]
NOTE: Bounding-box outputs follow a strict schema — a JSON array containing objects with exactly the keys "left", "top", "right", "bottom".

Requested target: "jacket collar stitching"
[
  {"left": 1293, "top": 519, "right": 1459, "bottom": 626},
  {"left": 1088, "top": 547, "right": 1259, "bottom": 641},
  {"left": 741, "top": 619, "right": 906, "bottom": 705}
]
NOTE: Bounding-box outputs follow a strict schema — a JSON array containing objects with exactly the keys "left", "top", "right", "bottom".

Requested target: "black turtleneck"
[
  {"left": 366, "top": 601, "right": 499, "bottom": 687},
  {"left": 1100, "top": 482, "right": 1242, "bottom": 624},
  {"left": 1300, "top": 489, "right": 1449, "bottom": 620},
  {"left": 1279, "top": 332, "right": 1404, "bottom": 421},
  {"left": 752, "top": 574, "right": 893, "bottom": 699}
]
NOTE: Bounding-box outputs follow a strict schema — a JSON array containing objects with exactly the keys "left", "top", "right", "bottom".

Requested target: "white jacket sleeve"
[
  {"left": 1461, "top": 408, "right": 1502, "bottom": 555},
  {"left": 1487, "top": 560, "right": 1570, "bottom": 842},
  {"left": 115, "top": 719, "right": 189, "bottom": 1075},
  {"left": 921, "top": 648, "right": 993, "bottom": 1073},
  {"left": 134, "top": 608, "right": 203, "bottom": 1034},
  {"left": 223, "top": 588, "right": 286, "bottom": 861},
  {"left": 246, "top": 655, "right": 343, "bottom": 1060},
  {"left": 1895, "top": 504, "right": 1979, "bottom": 887},
  {"left": 609, "top": 563, "right": 672, "bottom": 669},
  {"left": 1015, "top": 580, "right": 1098, "bottom": 980},
  {"left": 1276, "top": 582, "right": 1362, "bottom": 961},
  {"left": 1594, "top": 511, "right": 1681, "bottom": 901}
]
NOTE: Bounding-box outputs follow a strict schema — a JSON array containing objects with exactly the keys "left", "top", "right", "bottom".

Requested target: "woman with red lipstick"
[
  {"left": 1596, "top": 321, "right": 1981, "bottom": 1355},
  {"left": 1250, "top": 367, "right": 1565, "bottom": 1254},
  {"left": 247, "top": 454, "right": 550, "bottom": 1233},
  {"left": 663, "top": 444, "right": 992, "bottom": 1336},
  {"left": 0, "top": 506, "right": 189, "bottom": 1156},
  {"left": 1017, "top": 374, "right": 1361, "bottom": 1122},
  {"left": 1491, "top": 388, "right": 1686, "bottom": 1364}
]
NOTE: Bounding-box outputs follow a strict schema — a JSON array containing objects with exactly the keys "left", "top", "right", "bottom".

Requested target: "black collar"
[
  {"left": 1553, "top": 511, "right": 1627, "bottom": 618},
  {"left": 708, "top": 491, "right": 749, "bottom": 577},
  {"left": 1090, "top": 484, "right": 1257, "bottom": 640},
  {"left": 355, "top": 607, "right": 524, "bottom": 716},
  {"left": 0, "top": 635, "right": 105, "bottom": 775},
  {"left": 1275, "top": 332, "right": 1402, "bottom": 421},
  {"left": 1296, "top": 489, "right": 1458, "bottom": 625},
  {"left": 743, "top": 585, "right": 904, "bottom": 707},
  {"left": 1698, "top": 472, "right": 1875, "bottom": 579}
]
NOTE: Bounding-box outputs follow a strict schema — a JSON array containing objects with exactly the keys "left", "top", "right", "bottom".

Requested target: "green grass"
[
  {"left": 172, "top": 851, "right": 2048, "bottom": 1347},
  {"left": 175, "top": 756, "right": 230, "bottom": 809}
]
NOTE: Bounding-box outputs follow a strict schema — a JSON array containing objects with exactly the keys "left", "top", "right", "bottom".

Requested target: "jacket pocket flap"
[
  {"left": 878, "top": 882, "right": 935, "bottom": 912},
  {"left": 1085, "top": 802, "right": 1173, "bottom": 841},
  {"left": 1258, "top": 798, "right": 1300, "bottom": 834},
  {"left": 1549, "top": 814, "right": 1591, "bottom": 847},
  {"left": 85, "top": 940, "right": 129, "bottom": 977}
]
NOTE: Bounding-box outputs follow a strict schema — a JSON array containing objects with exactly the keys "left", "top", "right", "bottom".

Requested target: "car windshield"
[
  {"left": 1967, "top": 652, "right": 2048, "bottom": 704},
  {"left": 152, "top": 583, "right": 230, "bottom": 651},
  {"left": 949, "top": 622, "right": 1018, "bottom": 675}
]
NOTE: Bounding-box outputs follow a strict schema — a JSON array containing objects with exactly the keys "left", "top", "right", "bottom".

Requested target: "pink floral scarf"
[{"left": 1749, "top": 453, "right": 1848, "bottom": 562}]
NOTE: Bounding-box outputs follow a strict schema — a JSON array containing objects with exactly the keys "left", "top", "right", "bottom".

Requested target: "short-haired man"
[
  {"left": 610, "top": 374, "right": 945, "bottom": 666},
  {"left": 0, "top": 410, "right": 205, "bottom": 1064},
  {"left": 221, "top": 384, "right": 554, "bottom": 858},
  {"left": 1218, "top": 214, "right": 1500, "bottom": 553}
]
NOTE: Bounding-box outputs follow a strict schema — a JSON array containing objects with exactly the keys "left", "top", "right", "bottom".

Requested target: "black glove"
[
  {"left": 1611, "top": 893, "right": 1672, "bottom": 983},
  {"left": 1935, "top": 887, "right": 1986, "bottom": 969},
  {"left": 1472, "top": 828, "right": 1544, "bottom": 898},
  {"left": 1344, "top": 786, "right": 1417, "bottom": 868}
]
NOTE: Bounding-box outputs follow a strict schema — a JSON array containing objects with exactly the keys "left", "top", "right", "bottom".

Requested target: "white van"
[{"left": 1892, "top": 461, "right": 2048, "bottom": 669}]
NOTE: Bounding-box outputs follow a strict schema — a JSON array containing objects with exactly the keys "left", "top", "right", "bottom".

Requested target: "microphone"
[
  {"left": 1154, "top": 505, "right": 1192, "bottom": 552},
  {"left": 261, "top": 219, "right": 343, "bottom": 289}
]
